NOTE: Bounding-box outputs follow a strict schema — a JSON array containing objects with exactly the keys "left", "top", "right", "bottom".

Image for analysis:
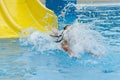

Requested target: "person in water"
[
  {"left": 50, "top": 25, "right": 78, "bottom": 58},
  {"left": 50, "top": 25, "right": 103, "bottom": 58}
]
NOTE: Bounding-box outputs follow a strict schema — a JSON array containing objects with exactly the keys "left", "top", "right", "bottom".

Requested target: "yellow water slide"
[{"left": 0, "top": 0, "right": 58, "bottom": 38}]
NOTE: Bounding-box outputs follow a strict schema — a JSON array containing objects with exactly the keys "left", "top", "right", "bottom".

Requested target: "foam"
[
  {"left": 19, "top": 21, "right": 105, "bottom": 57},
  {"left": 65, "top": 22, "right": 105, "bottom": 56},
  {"left": 19, "top": 29, "right": 61, "bottom": 53}
]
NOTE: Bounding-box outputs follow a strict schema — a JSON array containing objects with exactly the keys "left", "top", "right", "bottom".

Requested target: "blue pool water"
[{"left": 0, "top": 3, "right": 120, "bottom": 80}]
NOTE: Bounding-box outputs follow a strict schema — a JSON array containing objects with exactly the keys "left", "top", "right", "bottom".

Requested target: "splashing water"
[
  {"left": 19, "top": 3, "right": 106, "bottom": 57},
  {"left": 19, "top": 29, "right": 61, "bottom": 53},
  {"left": 67, "top": 22, "right": 105, "bottom": 56},
  {"left": 58, "top": 2, "right": 120, "bottom": 55},
  {"left": 19, "top": 21, "right": 105, "bottom": 57}
]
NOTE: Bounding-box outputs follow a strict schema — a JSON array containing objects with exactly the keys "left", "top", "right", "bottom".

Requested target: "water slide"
[{"left": 0, "top": 0, "right": 58, "bottom": 38}]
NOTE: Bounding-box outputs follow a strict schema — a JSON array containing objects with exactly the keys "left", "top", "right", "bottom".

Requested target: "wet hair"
[{"left": 64, "top": 25, "right": 70, "bottom": 30}]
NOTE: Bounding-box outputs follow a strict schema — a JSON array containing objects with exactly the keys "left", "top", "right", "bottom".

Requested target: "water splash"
[
  {"left": 58, "top": 2, "right": 120, "bottom": 55},
  {"left": 58, "top": 3, "right": 77, "bottom": 29},
  {"left": 19, "top": 29, "right": 61, "bottom": 53},
  {"left": 19, "top": 21, "right": 105, "bottom": 58},
  {"left": 65, "top": 22, "right": 105, "bottom": 56}
]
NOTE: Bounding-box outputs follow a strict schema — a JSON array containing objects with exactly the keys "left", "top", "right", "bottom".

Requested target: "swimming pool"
[{"left": 0, "top": 3, "right": 120, "bottom": 80}]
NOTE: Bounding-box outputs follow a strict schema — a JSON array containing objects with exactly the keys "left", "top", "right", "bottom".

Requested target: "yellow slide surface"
[{"left": 0, "top": 0, "right": 58, "bottom": 38}]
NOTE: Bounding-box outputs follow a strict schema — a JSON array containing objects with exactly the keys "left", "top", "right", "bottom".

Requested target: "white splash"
[
  {"left": 19, "top": 22, "right": 105, "bottom": 57},
  {"left": 19, "top": 29, "right": 61, "bottom": 53},
  {"left": 65, "top": 22, "right": 105, "bottom": 56}
]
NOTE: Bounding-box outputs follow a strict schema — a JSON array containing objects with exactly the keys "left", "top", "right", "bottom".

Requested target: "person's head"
[{"left": 64, "top": 25, "right": 70, "bottom": 30}]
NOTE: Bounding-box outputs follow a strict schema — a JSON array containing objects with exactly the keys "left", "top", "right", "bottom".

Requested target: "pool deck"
[
  {"left": 77, "top": 0, "right": 120, "bottom": 6},
  {"left": 41, "top": 0, "right": 120, "bottom": 4},
  {"left": 40, "top": 0, "right": 120, "bottom": 7},
  {"left": 77, "top": 0, "right": 120, "bottom": 3}
]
